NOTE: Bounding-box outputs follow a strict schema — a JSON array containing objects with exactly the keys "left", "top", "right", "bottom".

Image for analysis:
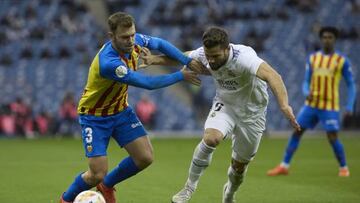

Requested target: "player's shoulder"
[
  {"left": 99, "top": 41, "right": 118, "bottom": 58},
  {"left": 135, "top": 33, "right": 151, "bottom": 47},
  {"left": 308, "top": 50, "right": 321, "bottom": 58},
  {"left": 231, "top": 44, "right": 257, "bottom": 57},
  {"left": 334, "top": 51, "right": 350, "bottom": 61},
  {"left": 189, "top": 46, "right": 206, "bottom": 58},
  {"left": 98, "top": 41, "right": 126, "bottom": 69},
  {"left": 231, "top": 44, "right": 259, "bottom": 63},
  {"left": 231, "top": 43, "right": 254, "bottom": 52}
]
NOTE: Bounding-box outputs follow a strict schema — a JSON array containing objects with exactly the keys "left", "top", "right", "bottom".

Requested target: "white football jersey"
[{"left": 189, "top": 44, "right": 269, "bottom": 119}]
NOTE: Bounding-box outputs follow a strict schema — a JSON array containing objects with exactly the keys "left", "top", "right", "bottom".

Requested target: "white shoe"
[
  {"left": 222, "top": 183, "right": 235, "bottom": 203},
  {"left": 171, "top": 184, "right": 195, "bottom": 203}
]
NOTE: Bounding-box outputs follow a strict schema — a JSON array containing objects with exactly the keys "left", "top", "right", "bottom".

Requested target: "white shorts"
[{"left": 204, "top": 100, "right": 266, "bottom": 163}]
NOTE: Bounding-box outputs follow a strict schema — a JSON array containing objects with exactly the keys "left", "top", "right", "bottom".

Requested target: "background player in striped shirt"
[
  {"left": 60, "top": 12, "right": 202, "bottom": 203},
  {"left": 267, "top": 26, "right": 356, "bottom": 177}
]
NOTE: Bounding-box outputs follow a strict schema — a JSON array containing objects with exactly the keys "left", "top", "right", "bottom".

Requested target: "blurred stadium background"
[{"left": 0, "top": 0, "right": 359, "bottom": 137}]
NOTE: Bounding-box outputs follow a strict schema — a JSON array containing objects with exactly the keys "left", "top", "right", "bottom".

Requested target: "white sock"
[
  {"left": 280, "top": 162, "right": 290, "bottom": 169},
  {"left": 186, "top": 140, "right": 215, "bottom": 189},
  {"left": 226, "top": 165, "right": 247, "bottom": 195}
]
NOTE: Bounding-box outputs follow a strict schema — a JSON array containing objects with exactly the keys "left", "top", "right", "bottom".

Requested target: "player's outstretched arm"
[
  {"left": 101, "top": 65, "right": 200, "bottom": 90},
  {"left": 139, "top": 50, "right": 181, "bottom": 68},
  {"left": 256, "top": 62, "right": 301, "bottom": 131},
  {"left": 140, "top": 51, "right": 210, "bottom": 75}
]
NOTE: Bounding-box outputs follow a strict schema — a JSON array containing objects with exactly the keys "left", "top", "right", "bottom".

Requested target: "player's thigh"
[
  {"left": 204, "top": 100, "right": 236, "bottom": 140},
  {"left": 296, "top": 105, "right": 319, "bottom": 129},
  {"left": 112, "top": 107, "right": 147, "bottom": 148},
  {"left": 231, "top": 115, "right": 266, "bottom": 163},
  {"left": 79, "top": 115, "right": 113, "bottom": 157},
  {"left": 319, "top": 110, "right": 340, "bottom": 132}
]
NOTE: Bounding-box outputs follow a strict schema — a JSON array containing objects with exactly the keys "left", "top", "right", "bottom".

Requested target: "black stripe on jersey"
[
  {"left": 192, "top": 161, "right": 209, "bottom": 168},
  {"left": 232, "top": 47, "right": 240, "bottom": 59}
]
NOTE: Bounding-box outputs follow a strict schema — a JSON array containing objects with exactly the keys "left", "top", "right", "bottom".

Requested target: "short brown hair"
[
  {"left": 108, "top": 12, "right": 135, "bottom": 32},
  {"left": 319, "top": 26, "right": 339, "bottom": 39},
  {"left": 202, "top": 26, "right": 229, "bottom": 49}
]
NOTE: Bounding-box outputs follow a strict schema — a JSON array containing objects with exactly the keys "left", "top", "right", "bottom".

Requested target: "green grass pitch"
[{"left": 0, "top": 135, "right": 359, "bottom": 203}]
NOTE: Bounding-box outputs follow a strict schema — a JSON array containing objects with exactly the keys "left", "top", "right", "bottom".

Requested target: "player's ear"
[
  {"left": 224, "top": 45, "right": 230, "bottom": 53},
  {"left": 108, "top": 32, "right": 114, "bottom": 40}
]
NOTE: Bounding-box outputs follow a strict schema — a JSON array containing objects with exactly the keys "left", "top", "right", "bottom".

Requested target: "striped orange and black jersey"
[
  {"left": 305, "top": 51, "right": 352, "bottom": 111},
  {"left": 77, "top": 33, "right": 189, "bottom": 117}
]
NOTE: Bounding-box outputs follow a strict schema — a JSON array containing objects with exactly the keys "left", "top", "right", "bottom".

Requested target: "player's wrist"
[
  {"left": 175, "top": 71, "right": 185, "bottom": 80},
  {"left": 184, "top": 56, "right": 192, "bottom": 65}
]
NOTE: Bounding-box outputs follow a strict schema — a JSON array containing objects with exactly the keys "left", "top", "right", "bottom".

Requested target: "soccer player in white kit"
[{"left": 143, "top": 26, "right": 300, "bottom": 203}]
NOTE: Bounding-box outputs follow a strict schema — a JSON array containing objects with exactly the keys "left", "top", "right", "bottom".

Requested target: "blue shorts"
[
  {"left": 79, "top": 107, "right": 147, "bottom": 157},
  {"left": 297, "top": 105, "right": 340, "bottom": 132}
]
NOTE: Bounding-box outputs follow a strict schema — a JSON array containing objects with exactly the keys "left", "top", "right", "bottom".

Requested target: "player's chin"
[
  {"left": 122, "top": 46, "right": 133, "bottom": 53},
  {"left": 210, "top": 64, "right": 221, "bottom": 70}
]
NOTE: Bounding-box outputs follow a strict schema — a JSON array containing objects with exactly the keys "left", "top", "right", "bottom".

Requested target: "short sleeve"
[
  {"left": 188, "top": 47, "right": 208, "bottom": 67},
  {"left": 98, "top": 49, "right": 130, "bottom": 82},
  {"left": 188, "top": 47, "right": 203, "bottom": 60}
]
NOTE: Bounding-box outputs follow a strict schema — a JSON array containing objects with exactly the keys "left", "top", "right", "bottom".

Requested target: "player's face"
[
  {"left": 320, "top": 32, "right": 336, "bottom": 50},
  {"left": 204, "top": 45, "right": 229, "bottom": 70},
  {"left": 110, "top": 24, "right": 136, "bottom": 54}
]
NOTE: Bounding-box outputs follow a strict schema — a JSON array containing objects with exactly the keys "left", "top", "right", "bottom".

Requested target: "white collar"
[{"left": 224, "top": 44, "right": 234, "bottom": 67}]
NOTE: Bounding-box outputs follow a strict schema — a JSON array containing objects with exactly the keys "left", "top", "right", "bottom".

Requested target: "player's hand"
[
  {"left": 281, "top": 105, "right": 301, "bottom": 131},
  {"left": 187, "top": 59, "right": 206, "bottom": 74},
  {"left": 139, "top": 47, "right": 155, "bottom": 69},
  {"left": 181, "top": 66, "right": 201, "bottom": 86}
]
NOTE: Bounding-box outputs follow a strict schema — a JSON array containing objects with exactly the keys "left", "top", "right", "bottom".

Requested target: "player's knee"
[
  {"left": 135, "top": 152, "right": 154, "bottom": 169},
  {"left": 203, "top": 130, "right": 223, "bottom": 147},
  {"left": 231, "top": 159, "right": 248, "bottom": 174},
  {"left": 327, "top": 131, "right": 338, "bottom": 142},
  {"left": 86, "top": 170, "right": 107, "bottom": 185},
  {"left": 293, "top": 128, "right": 305, "bottom": 137},
  {"left": 203, "top": 136, "right": 221, "bottom": 147},
  {"left": 93, "top": 171, "right": 107, "bottom": 183}
]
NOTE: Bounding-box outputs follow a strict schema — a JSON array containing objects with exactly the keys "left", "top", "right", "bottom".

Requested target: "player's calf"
[{"left": 222, "top": 183, "right": 235, "bottom": 203}]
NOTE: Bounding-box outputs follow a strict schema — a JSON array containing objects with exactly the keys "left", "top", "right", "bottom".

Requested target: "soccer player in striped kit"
[
  {"left": 267, "top": 26, "right": 356, "bottom": 177},
  {"left": 60, "top": 12, "right": 202, "bottom": 203}
]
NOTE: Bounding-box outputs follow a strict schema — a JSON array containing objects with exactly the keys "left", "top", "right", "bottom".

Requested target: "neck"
[
  {"left": 323, "top": 47, "right": 334, "bottom": 55},
  {"left": 111, "top": 42, "right": 125, "bottom": 55}
]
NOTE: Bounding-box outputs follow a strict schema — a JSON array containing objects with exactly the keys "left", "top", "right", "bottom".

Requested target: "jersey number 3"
[{"left": 85, "top": 127, "right": 93, "bottom": 144}]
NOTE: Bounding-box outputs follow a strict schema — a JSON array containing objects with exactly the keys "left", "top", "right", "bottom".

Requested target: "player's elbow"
[
  {"left": 274, "top": 71, "right": 282, "bottom": 80},
  {"left": 148, "top": 37, "right": 162, "bottom": 50},
  {"left": 133, "top": 80, "right": 158, "bottom": 90}
]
